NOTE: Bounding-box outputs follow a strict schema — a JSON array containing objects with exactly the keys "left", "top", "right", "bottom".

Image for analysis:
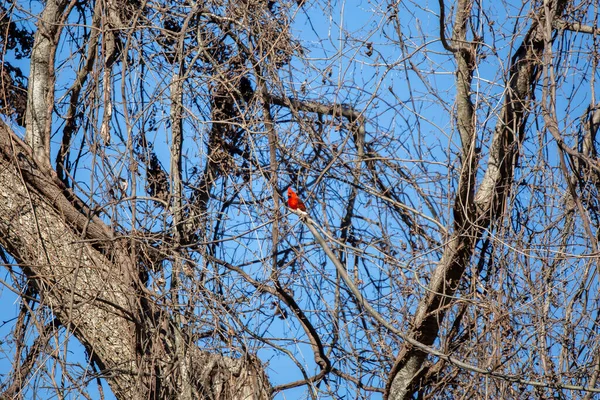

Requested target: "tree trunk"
[
  {"left": 385, "top": 0, "right": 568, "bottom": 398},
  {"left": 0, "top": 122, "right": 270, "bottom": 399}
]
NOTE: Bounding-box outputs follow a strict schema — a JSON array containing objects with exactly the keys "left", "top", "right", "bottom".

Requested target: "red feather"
[{"left": 287, "top": 187, "right": 307, "bottom": 212}]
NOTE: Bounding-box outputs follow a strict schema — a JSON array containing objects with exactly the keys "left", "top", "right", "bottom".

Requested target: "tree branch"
[{"left": 25, "top": 0, "right": 71, "bottom": 166}]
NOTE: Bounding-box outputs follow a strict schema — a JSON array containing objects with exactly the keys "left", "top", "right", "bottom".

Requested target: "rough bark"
[{"left": 0, "top": 121, "right": 270, "bottom": 399}]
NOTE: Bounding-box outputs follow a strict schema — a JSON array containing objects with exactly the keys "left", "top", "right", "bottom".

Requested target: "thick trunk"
[{"left": 0, "top": 122, "right": 270, "bottom": 399}]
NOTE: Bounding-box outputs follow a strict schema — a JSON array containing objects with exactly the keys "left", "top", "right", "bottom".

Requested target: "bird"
[
  {"left": 118, "top": 177, "right": 128, "bottom": 194},
  {"left": 287, "top": 187, "right": 307, "bottom": 213}
]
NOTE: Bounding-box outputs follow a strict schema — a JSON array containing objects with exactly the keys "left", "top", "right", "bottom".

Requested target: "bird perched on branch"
[{"left": 287, "top": 187, "right": 307, "bottom": 213}]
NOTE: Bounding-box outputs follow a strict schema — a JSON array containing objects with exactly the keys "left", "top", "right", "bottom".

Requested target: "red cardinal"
[{"left": 287, "top": 187, "right": 307, "bottom": 213}]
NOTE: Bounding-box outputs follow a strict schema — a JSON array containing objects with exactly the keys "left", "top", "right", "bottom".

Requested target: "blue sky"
[{"left": 3, "top": 0, "right": 600, "bottom": 398}]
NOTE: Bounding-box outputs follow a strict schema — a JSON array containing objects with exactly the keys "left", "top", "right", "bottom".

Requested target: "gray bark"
[
  {"left": 25, "top": 0, "right": 69, "bottom": 166},
  {"left": 0, "top": 121, "right": 271, "bottom": 399}
]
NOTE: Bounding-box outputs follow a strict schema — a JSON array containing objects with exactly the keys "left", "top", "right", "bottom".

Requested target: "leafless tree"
[{"left": 2, "top": 0, "right": 600, "bottom": 399}]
